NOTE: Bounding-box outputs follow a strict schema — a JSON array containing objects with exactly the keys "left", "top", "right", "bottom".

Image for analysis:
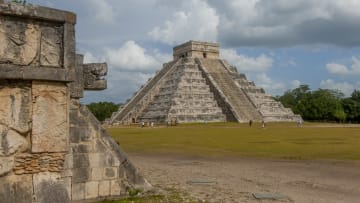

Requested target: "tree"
[
  {"left": 277, "top": 84, "right": 310, "bottom": 114},
  {"left": 351, "top": 90, "right": 360, "bottom": 101},
  {"left": 87, "top": 102, "right": 119, "bottom": 122},
  {"left": 278, "top": 85, "right": 347, "bottom": 122},
  {"left": 342, "top": 90, "right": 360, "bottom": 123}
]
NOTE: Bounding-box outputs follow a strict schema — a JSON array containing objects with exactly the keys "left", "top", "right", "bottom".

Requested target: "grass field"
[{"left": 108, "top": 122, "right": 360, "bottom": 160}]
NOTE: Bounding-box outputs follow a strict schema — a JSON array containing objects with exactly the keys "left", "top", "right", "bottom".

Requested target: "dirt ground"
[{"left": 129, "top": 153, "right": 360, "bottom": 203}]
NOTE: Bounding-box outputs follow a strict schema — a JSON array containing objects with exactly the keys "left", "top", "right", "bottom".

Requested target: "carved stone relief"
[{"left": 0, "top": 16, "right": 63, "bottom": 67}]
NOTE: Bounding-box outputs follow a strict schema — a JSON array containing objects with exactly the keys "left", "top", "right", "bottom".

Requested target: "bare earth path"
[{"left": 130, "top": 154, "right": 360, "bottom": 203}]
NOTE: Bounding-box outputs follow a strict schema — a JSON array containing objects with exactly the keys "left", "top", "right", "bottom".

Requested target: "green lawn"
[{"left": 108, "top": 122, "right": 360, "bottom": 160}]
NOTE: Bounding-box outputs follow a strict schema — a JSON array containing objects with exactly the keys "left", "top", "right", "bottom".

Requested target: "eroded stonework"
[
  {"left": 32, "top": 81, "right": 68, "bottom": 153},
  {"left": 0, "top": 81, "right": 31, "bottom": 175},
  {"left": 0, "top": 16, "right": 63, "bottom": 67},
  {"left": 0, "top": 2, "right": 149, "bottom": 203},
  {"left": 14, "top": 153, "right": 65, "bottom": 174}
]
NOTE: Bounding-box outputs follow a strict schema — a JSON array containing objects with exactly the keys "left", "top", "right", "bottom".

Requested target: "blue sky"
[{"left": 26, "top": 0, "right": 360, "bottom": 103}]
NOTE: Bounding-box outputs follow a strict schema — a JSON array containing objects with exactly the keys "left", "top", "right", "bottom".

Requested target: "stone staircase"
[
  {"left": 221, "top": 60, "right": 301, "bottom": 122},
  {"left": 139, "top": 58, "right": 226, "bottom": 123},
  {"left": 197, "top": 58, "right": 262, "bottom": 122},
  {"left": 109, "top": 60, "right": 180, "bottom": 124}
]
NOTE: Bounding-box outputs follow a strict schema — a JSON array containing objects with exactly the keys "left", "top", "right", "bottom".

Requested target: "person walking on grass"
[
  {"left": 262, "top": 120, "right": 266, "bottom": 128},
  {"left": 297, "top": 119, "right": 303, "bottom": 128}
]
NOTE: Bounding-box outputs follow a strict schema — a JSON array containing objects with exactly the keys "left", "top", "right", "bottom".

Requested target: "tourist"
[
  {"left": 262, "top": 120, "right": 266, "bottom": 128},
  {"left": 297, "top": 119, "right": 303, "bottom": 128},
  {"left": 249, "top": 120, "right": 253, "bottom": 127},
  {"left": 141, "top": 121, "right": 145, "bottom": 128}
]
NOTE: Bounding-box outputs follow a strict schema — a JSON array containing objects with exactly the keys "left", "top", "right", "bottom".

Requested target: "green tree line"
[
  {"left": 86, "top": 102, "right": 120, "bottom": 122},
  {"left": 276, "top": 85, "right": 360, "bottom": 123}
]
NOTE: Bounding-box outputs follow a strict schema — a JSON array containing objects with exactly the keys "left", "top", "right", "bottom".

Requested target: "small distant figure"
[
  {"left": 261, "top": 120, "right": 266, "bottom": 128},
  {"left": 249, "top": 120, "right": 253, "bottom": 127},
  {"left": 150, "top": 121, "right": 154, "bottom": 128},
  {"left": 141, "top": 121, "right": 145, "bottom": 128},
  {"left": 297, "top": 119, "right": 303, "bottom": 128}
]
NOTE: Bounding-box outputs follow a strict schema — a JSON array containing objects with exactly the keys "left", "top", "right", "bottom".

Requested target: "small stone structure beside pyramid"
[
  {"left": 0, "top": 3, "right": 148, "bottom": 203},
  {"left": 110, "top": 41, "right": 300, "bottom": 124}
]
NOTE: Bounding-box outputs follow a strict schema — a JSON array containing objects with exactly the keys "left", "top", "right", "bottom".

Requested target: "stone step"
[{"left": 198, "top": 59, "right": 262, "bottom": 122}]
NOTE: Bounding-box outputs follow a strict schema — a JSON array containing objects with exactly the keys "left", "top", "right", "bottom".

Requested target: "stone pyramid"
[{"left": 110, "top": 41, "right": 300, "bottom": 124}]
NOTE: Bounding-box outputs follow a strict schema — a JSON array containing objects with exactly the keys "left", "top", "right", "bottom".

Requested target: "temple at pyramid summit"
[{"left": 109, "top": 41, "right": 300, "bottom": 124}]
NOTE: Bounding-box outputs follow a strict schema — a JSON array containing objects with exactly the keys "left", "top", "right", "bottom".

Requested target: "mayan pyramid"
[{"left": 110, "top": 41, "right": 300, "bottom": 124}]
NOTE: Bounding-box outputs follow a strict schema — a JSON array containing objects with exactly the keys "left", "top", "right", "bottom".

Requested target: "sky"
[{"left": 26, "top": 0, "right": 360, "bottom": 103}]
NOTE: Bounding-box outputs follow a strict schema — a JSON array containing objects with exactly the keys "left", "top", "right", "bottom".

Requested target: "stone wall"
[{"left": 0, "top": 3, "right": 148, "bottom": 203}]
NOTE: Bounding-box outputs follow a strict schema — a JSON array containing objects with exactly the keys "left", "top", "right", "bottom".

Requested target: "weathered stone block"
[
  {"left": 105, "top": 152, "right": 116, "bottom": 166},
  {"left": 32, "top": 81, "right": 68, "bottom": 153},
  {"left": 89, "top": 153, "right": 105, "bottom": 167},
  {"left": 73, "top": 153, "right": 89, "bottom": 168},
  {"left": 0, "top": 175, "right": 33, "bottom": 203},
  {"left": 72, "top": 167, "right": 90, "bottom": 183},
  {"left": 40, "top": 26, "right": 63, "bottom": 67},
  {"left": 91, "top": 167, "right": 103, "bottom": 181},
  {"left": 63, "top": 154, "right": 73, "bottom": 170},
  {"left": 99, "top": 180, "right": 110, "bottom": 197},
  {"left": 94, "top": 140, "right": 107, "bottom": 153},
  {"left": 69, "top": 126, "right": 81, "bottom": 143},
  {"left": 0, "top": 156, "right": 14, "bottom": 176},
  {"left": 70, "top": 125, "right": 93, "bottom": 142},
  {"left": 104, "top": 167, "right": 117, "bottom": 179},
  {"left": 33, "top": 172, "right": 70, "bottom": 203},
  {"left": 0, "top": 126, "right": 28, "bottom": 156},
  {"left": 72, "top": 144, "right": 93, "bottom": 153},
  {"left": 72, "top": 183, "right": 85, "bottom": 201},
  {"left": 0, "top": 81, "right": 32, "bottom": 134},
  {"left": 110, "top": 179, "right": 122, "bottom": 196},
  {"left": 85, "top": 181, "right": 99, "bottom": 199}
]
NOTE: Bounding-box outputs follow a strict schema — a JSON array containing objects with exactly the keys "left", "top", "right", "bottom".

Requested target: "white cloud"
[
  {"left": 291, "top": 80, "right": 301, "bottom": 88},
  {"left": 326, "top": 63, "right": 349, "bottom": 75},
  {"left": 88, "top": 0, "right": 116, "bottom": 24},
  {"left": 255, "top": 73, "right": 286, "bottom": 95},
  {"left": 83, "top": 51, "right": 100, "bottom": 63},
  {"left": 153, "top": 49, "right": 173, "bottom": 63},
  {"left": 221, "top": 49, "right": 273, "bottom": 72},
  {"left": 149, "top": 0, "right": 219, "bottom": 45},
  {"left": 320, "top": 79, "right": 354, "bottom": 96},
  {"left": 105, "top": 41, "right": 161, "bottom": 72},
  {"left": 326, "top": 56, "right": 360, "bottom": 75}
]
